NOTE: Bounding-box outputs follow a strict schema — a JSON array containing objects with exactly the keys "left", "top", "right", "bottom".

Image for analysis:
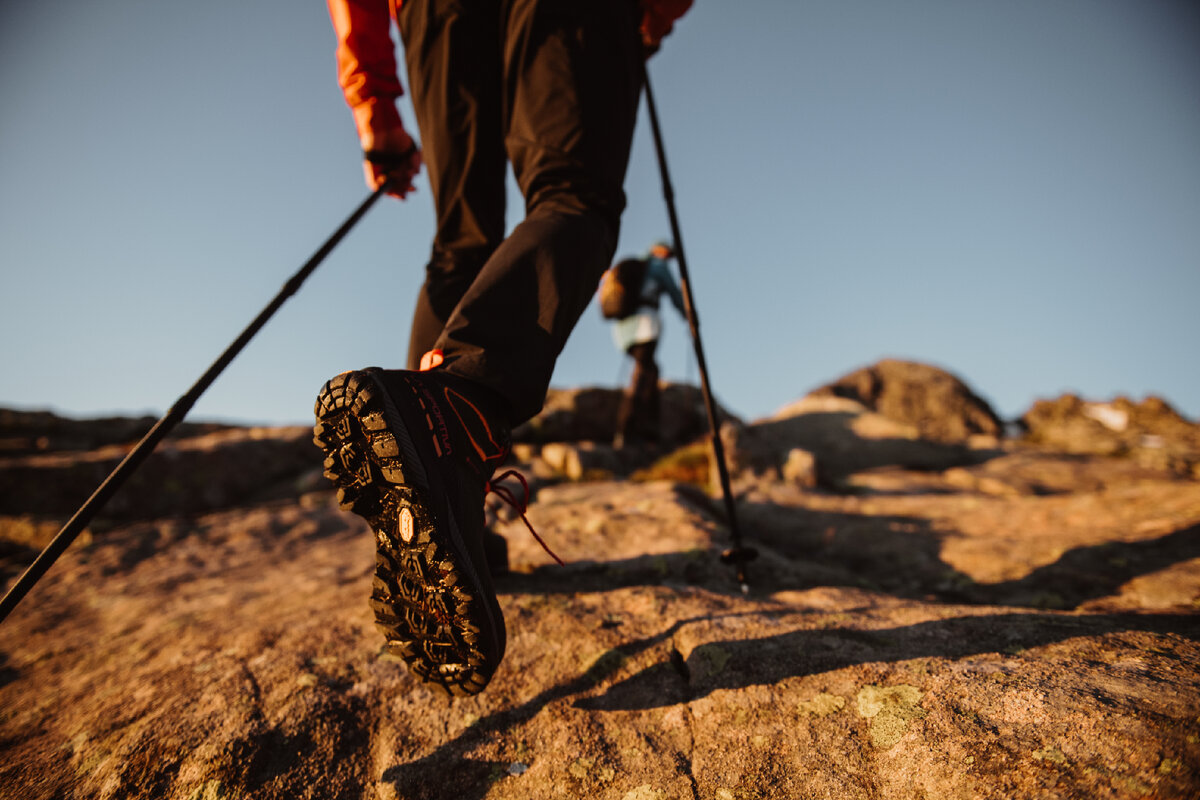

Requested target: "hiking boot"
[{"left": 313, "top": 367, "right": 511, "bottom": 696}]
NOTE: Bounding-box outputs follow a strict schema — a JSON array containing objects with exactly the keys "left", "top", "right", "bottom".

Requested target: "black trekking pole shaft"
[
  {"left": 0, "top": 184, "right": 389, "bottom": 624},
  {"left": 643, "top": 73, "right": 753, "bottom": 588}
]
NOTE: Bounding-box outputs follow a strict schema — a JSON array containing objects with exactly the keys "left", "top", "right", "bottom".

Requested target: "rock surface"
[
  {"left": 2, "top": 366, "right": 1199, "bottom": 799},
  {"left": 807, "top": 359, "right": 1004, "bottom": 443}
]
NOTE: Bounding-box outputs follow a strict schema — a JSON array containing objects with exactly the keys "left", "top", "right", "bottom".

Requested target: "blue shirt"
[{"left": 612, "top": 255, "right": 685, "bottom": 352}]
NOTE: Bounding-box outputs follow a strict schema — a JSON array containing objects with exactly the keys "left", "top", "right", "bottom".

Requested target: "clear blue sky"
[{"left": 3, "top": 1, "right": 1198, "bottom": 427}]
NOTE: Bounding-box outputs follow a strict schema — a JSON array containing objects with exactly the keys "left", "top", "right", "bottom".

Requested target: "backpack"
[{"left": 598, "top": 258, "right": 648, "bottom": 320}]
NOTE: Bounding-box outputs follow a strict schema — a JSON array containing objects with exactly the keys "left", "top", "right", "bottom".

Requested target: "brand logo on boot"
[
  {"left": 416, "top": 382, "right": 453, "bottom": 459},
  {"left": 399, "top": 507, "right": 415, "bottom": 543}
]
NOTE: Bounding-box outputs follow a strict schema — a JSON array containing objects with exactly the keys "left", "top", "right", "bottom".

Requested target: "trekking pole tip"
[
  {"left": 720, "top": 546, "right": 757, "bottom": 593},
  {"left": 720, "top": 545, "right": 758, "bottom": 565}
]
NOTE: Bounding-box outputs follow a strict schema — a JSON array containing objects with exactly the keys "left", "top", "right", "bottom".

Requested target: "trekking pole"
[
  {"left": 642, "top": 71, "right": 757, "bottom": 590},
  {"left": 0, "top": 183, "right": 390, "bottom": 624}
]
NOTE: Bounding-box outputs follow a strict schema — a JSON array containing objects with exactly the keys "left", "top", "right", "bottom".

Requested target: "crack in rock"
[{"left": 669, "top": 645, "right": 691, "bottom": 684}]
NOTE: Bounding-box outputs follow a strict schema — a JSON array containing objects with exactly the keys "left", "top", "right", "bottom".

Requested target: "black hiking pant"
[
  {"left": 397, "top": 0, "right": 643, "bottom": 424},
  {"left": 616, "top": 340, "right": 661, "bottom": 444}
]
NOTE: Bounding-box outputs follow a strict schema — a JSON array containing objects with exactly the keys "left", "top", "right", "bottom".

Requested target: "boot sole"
[{"left": 313, "top": 370, "right": 496, "bottom": 696}]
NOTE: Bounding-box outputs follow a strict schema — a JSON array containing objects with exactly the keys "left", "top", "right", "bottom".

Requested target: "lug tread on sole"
[
  {"left": 369, "top": 498, "right": 490, "bottom": 696},
  {"left": 313, "top": 371, "right": 492, "bottom": 697}
]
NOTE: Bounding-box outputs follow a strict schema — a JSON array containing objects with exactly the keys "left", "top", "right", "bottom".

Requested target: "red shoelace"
[{"left": 485, "top": 469, "right": 564, "bottom": 566}]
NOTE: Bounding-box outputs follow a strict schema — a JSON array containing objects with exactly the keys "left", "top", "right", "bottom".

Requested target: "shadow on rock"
[
  {"left": 376, "top": 613, "right": 746, "bottom": 800},
  {"left": 578, "top": 611, "right": 1200, "bottom": 711},
  {"left": 0, "top": 538, "right": 40, "bottom": 584},
  {"left": 736, "top": 501, "right": 972, "bottom": 597},
  {"left": 961, "top": 523, "right": 1200, "bottom": 609},
  {"left": 502, "top": 496, "right": 968, "bottom": 603},
  {"left": 728, "top": 502, "right": 1200, "bottom": 611},
  {"left": 203, "top": 681, "right": 373, "bottom": 800},
  {"left": 381, "top": 758, "right": 510, "bottom": 799},
  {"left": 501, "top": 508, "right": 1200, "bottom": 616},
  {"left": 0, "top": 653, "right": 18, "bottom": 689},
  {"left": 496, "top": 548, "right": 745, "bottom": 597}
]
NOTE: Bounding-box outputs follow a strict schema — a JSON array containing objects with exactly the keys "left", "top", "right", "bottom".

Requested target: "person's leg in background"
[{"left": 616, "top": 339, "right": 661, "bottom": 446}]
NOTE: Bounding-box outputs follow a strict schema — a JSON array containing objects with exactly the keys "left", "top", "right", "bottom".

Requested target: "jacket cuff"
[{"left": 352, "top": 99, "right": 405, "bottom": 146}]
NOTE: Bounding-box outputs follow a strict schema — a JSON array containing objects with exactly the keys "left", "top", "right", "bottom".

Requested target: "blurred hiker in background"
[
  {"left": 315, "top": 0, "right": 692, "bottom": 697},
  {"left": 608, "top": 241, "right": 686, "bottom": 449}
]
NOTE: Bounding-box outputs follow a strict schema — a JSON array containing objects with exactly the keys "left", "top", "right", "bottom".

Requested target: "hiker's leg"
[
  {"left": 615, "top": 344, "right": 640, "bottom": 443},
  {"left": 617, "top": 340, "right": 659, "bottom": 443},
  {"left": 630, "top": 340, "right": 661, "bottom": 441},
  {"left": 397, "top": 0, "right": 508, "bottom": 369},
  {"left": 431, "top": 0, "right": 643, "bottom": 423},
  {"left": 639, "top": 339, "right": 663, "bottom": 440}
]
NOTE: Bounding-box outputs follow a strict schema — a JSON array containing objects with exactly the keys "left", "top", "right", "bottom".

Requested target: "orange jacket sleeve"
[
  {"left": 640, "top": 0, "right": 694, "bottom": 49},
  {"left": 327, "top": 0, "right": 693, "bottom": 143},
  {"left": 326, "top": 0, "right": 406, "bottom": 144}
]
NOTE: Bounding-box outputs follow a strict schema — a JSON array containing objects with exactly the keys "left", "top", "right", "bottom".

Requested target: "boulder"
[
  {"left": 1020, "top": 394, "right": 1200, "bottom": 477},
  {"left": 513, "top": 387, "right": 621, "bottom": 444},
  {"left": 720, "top": 391, "right": 996, "bottom": 489},
  {"left": 781, "top": 447, "right": 818, "bottom": 488},
  {"left": 0, "top": 425, "right": 318, "bottom": 522},
  {"left": 805, "top": 359, "right": 1004, "bottom": 443},
  {"left": 538, "top": 442, "right": 623, "bottom": 482},
  {"left": 0, "top": 407, "right": 232, "bottom": 456},
  {"left": 512, "top": 384, "right": 736, "bottom": 449}
]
